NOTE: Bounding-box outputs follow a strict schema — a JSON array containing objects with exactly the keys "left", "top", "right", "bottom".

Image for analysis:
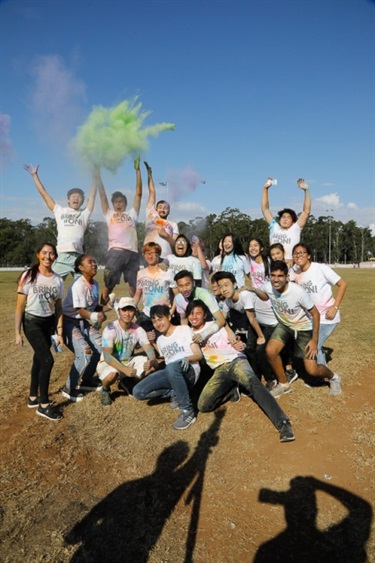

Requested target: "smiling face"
[
  {"left": 151, "top": 314, "right": 171, "bottom": 334},
  {"left": 188, "top": 305, "right": 206, "bottom": 331},
  {"left": 143, "top": 249, "right": 160, "bottom": 266},
  {"left": 78, "top": 255, "right": 98, "bottom": 278},
  {"left": 270, "top": 269, "right": 289, "bottom": 293},
  {"left": 176, "top": 276, "right": 194, "bottom": 299},
  {"left": 67, "top": 191, "right": 84, "bottom": 210},
  {"left": 156, "top": 202, "right": 170, "bottom": 219},
  {"left": 270, "top": 247, "right": 285, "bottom": 262},
  {"left": 292, "top": 246, "right": 311, "bottom": 269},
  {"left": 37, "top": 245, "right": 56, "bottom": 269},
  {"left": 175, "top": 237, "right": 188, "bottom": 256},
  {"left": 223, "top": 235, "right": 234, "bottom": 255},
  {"left": 118, "top": 306, "right": 136, "bottom": 325},
  {"left": 248, "top": 239, "right": 262, "bottom": 259},
  {"left": 217, "top": 278, "right": 236, "bottom": 299}
]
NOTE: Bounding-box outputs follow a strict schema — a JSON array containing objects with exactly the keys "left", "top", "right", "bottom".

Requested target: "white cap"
[{"left": 117, "top": 297, "right": 137, "bottom": 310}]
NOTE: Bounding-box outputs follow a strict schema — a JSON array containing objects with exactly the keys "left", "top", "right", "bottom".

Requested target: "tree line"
[{"left": 0, "top": 209, "right": 374, "bottom": 267}]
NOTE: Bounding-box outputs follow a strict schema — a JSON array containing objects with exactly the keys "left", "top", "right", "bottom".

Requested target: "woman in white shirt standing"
[
  {"left": 211, "top": 233, "right": 250, "bottom": 288},
  {"left": 290, "top": 243, "right": 347, "bottom": 366},
  {"left": 15, "top": 242, "right": 64, "bottom": 420}
]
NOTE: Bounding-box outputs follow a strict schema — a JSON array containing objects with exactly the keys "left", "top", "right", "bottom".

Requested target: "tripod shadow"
[
  {"left": 254, "top": 476, "right": 373, "bottom": 563},
  {"left": 65, "top": 409, "right": 225, "bottom": 562}
]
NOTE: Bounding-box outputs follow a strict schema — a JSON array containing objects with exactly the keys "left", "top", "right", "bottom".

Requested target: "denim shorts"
[{"left": 270, "top": 323, "right": 313, "bottom": 359}]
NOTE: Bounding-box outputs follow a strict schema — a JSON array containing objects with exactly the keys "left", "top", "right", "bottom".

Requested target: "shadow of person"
[
  {"left": 65, "top": 409, "right": 225, "bottom": 563},
  {"left": 254, "top": 476, "right": 373, "bottom": 563}
]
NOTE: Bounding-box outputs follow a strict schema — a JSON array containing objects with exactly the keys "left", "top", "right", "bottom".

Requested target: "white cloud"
[
  {"left": 315, "top": 192, "right": 343, "bottom": 209},
  {"left": 27, "top": 55, "right": 86, "bottom": 146},
  {"left": 347, "top": 202, "right": 358, "bottom": 210}
]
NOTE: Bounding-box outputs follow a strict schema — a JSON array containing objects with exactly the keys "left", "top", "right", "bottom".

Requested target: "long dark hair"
[
  {"left": 248, "top": 238, "right": 270, "bottom": 279},
  {"left": 220, "top": 232, "right": 245, "bottom": 267},
  {"left": 17, "top": 242, "right": 58, "bottom": 286}
]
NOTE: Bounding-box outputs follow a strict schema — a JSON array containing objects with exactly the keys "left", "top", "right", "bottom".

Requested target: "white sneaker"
[{"left": 270, "top": 383, "right": 292, "bottom": 399}]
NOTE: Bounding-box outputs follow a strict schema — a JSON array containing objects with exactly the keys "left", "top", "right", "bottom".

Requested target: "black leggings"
[{"left": 23, "top": 314, "right": 55, "bottom": 404}]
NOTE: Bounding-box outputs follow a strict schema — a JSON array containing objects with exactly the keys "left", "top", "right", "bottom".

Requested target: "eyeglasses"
[
  {"left": 177, "top": 240, "right": 188, "bottom": 245},
  {"left": 292, "top": 251, "right": 308, "bottom": 257},
  {"left": 143, "top": 252, "right": 159, "bottom": 256}
]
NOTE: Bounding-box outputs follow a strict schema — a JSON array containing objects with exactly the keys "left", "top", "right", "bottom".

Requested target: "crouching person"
[
  {"left": 133, "top": 304, "right": 203, "bottom": 430},
  {"left": 187, "top": 300, "right": 295, "bottom": 443},
  {"left": 97, "top": 297, "right": 158, "bottom": 406}
]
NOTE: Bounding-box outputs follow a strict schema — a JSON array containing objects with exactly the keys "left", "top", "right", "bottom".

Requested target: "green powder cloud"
[{"left": 72, "top": 98, "right": 175, "bottom": 171}]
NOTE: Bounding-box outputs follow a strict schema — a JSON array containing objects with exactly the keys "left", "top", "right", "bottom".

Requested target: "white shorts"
[{"left": 97, "top": 356, "right": 148, "bottom": 381}]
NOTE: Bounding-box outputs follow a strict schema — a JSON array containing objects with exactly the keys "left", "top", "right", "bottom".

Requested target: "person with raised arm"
[{"left": 23, "top": 164, "right": 97, "bottom": 279}]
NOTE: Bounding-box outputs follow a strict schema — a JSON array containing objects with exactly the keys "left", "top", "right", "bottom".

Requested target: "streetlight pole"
[{"left": 326, "top": 209, "right": 333, "bottom": 264}]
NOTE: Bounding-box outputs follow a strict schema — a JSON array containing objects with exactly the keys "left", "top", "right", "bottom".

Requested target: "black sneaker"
[
  {"left": 37, "top": 404, "right": 63, "bottom": 421},
  {"left": 285, "top": 369, "right": 298, "bottom": 384},
  {"left": 279, "top": 420, "right": 295, "bottom": 442},
  {"left": 118, "top": 377, "right": 135, "bottom": 397},
  {"left": 28, "top": 397, "right": 39, "bottom": 408},
  {"left": 76, "top": 378, "right": 102, "bottom": 392},
  {"left": 101, "top": 388, "right": 113, "bottom": 406},
  {"left": 61, "top": 388, "right": 84, "bottom": 402}
]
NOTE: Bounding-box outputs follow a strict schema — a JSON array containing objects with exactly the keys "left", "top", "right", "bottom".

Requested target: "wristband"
[
  {"left": 90, "top": 312, "right": 99, "bottom": 322},
  {"left": 334, "top": 306, "right": 339, "bottom": 311}
]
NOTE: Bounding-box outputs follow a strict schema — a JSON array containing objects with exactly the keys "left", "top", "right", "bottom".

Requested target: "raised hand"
[
  {"left": 297, "top": 178, "right": 309, "bottom": 190},
  {"left": 23, "top": 163, "right": 39, "bottom": 176}
]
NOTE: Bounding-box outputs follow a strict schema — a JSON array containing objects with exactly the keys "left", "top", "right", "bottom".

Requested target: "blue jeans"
[
  {"left": 133, "top": 360, "right": 196, "bottom": 412},
  {"left": 197, "top": 357, "right": 288, "bottom": 431},
  {"left": 64, "top": 318, "right": 102, "bottom": 389},
  {"left": 317, "top": 323, "right": 338, "bottom": 366}
]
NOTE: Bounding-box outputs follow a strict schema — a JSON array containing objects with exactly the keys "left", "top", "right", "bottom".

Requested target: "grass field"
[{"left": 0, "top": 268, "right": 374, "bottom": 562}]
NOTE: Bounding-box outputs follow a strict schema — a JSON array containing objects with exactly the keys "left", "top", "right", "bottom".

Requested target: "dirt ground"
[{"left": 0, "top": 269, "right": 374, "bottom": 562}]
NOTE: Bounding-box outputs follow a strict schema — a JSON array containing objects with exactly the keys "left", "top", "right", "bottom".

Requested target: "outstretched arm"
[
  {"left": 95, "top": 167, "right": 109, "bottom": 215},
  {"left": 144, "top": 161, "right": 156, "bottom": 209},
  {"left": 86, "top": 168, "right": 98, "bottom": 213},
  {"left": 133, "top": 155, "right": 142, "bottom": 213},
  {"left": 296, "top": 178, "right": 311, "bottom": 228},
  {"left": 23, "top": 164, "right": 55, "bottom": 212},
  {"left": 261, "top": 177, "right": 274, "bottom": 225}
]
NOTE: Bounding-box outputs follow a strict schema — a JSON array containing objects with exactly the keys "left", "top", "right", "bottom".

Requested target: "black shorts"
[{"left": 104, "top": 249, "right": 140, "bottom": 291}]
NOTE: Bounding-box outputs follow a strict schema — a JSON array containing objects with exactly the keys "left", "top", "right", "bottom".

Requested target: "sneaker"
[
  {"left": 270, "top": 383, "right": 292, "bottom": 398},
  {"left": 118, "top": 378, "right": 134, "bottom": 397},
  {"left": 279, "top": 420, "right": 295, "bottom": 442},
  {"left": 329, "top": 373, "right": 342, "bottom": 396},
  {"left": 76, "top": 379, "right": 102, "bottom": 392},
  {"left": 101, "top": 388, "right": 113, "bottom": 406},
  {"left": 61, "top": 388, "right": 84, "bottom": 402},
  {"left": 266, "top": 379, "right": 278, "bottom": 392},
  {"left": 229, "top": 386, "right": 241, "bottom": 403},
  {"left": 28, "top": 397, "right": 39, "bottom": 408},
  {"left": 285, "top": 368, "right": 298, "bottom": 384},
  {"left": 37, "top": 404, "right": 63, "bottom": 421},
  {"left": 172, "top": 409, "right": 196, "bottom": 430},
  {"left": 170, "top": 395, "right": 179, "bottom": 410}
]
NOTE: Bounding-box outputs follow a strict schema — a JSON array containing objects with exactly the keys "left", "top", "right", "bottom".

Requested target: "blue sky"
[{"left": 1, "top": 0, "right": 374, "bottom": 231}]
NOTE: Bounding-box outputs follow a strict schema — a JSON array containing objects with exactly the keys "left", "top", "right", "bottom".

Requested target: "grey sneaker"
[
  {"left": 285, "top": 368, "right": 298, "bottom": 384},
  {"left": 266, "top": 379, "right": 278, "bottom": 391},
  {"left": 270, "top": 383, "right": 292, "bottom": 398},
  {"left": 329, "top": 373, "right": 342, "bottom": 396},
  {"left": 62, "top": 388, "right": 84, "bottom": 402},
  {"left": 279, "top": 420, "right": 295, "bottom": 442},
  {"left": 101, "top": 388, "right": 113, "bottom": 406},
  {"left": 170, "top": 395, "right": 179, "bottom": 410},
  {"left": 172, "top": 409, "right": 196, "bottom": 430}
]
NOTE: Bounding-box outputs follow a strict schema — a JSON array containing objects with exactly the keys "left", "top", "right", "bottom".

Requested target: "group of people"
[{"left": 15, "top": 165, "right": 347, "bottom": 444}]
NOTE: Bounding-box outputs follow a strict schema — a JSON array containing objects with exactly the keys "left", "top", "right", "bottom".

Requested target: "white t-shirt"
[
  {"left": 136, "top": 267, "right": 175, "bottom": 316},
  {"left": 101, "top": 320, "right": 149, "bottom": 362},
  {"left": 163, "top": 255, "right": 202, "bottom": 288},
  {"left": 249, "top": 258, "right": 277, "bottom": 327},
  {"left": 104, "top": 208, "right": 138, "bottom": 252},
  {"left": 156, "top": 325, "right": 200, "bottom": 380},
  {"left": 54, "top": 203, "right": 91, "bottom": 253},
  {"left": 211, "top": 254, "right": 250, "bottom": 287},
  {"left": 195, "top": 322, "right": 245, "bottom": 369},
  {"left": 269, "top": 220, "right": 302, "bottom": 260},
  {"left": 175, "top": 287, "right": 220, "bottom": 317},
  {"left": 261, "top": 280, "right": 314, "bottom": 331},
  {"left": 62, "top": 276, "right": 100, "bottom": 318},
  {"left": 18, "top": 271, "right": 64, "bottom": 317},
  {"left": 144, "top": 205, "right": 179, "bottom": 258},
  {"left": 289, "top": 262, "right": 341, "bottom": 325}
]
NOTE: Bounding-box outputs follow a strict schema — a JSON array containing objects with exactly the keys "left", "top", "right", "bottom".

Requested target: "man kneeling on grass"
[
  {"left": 96, "top": 297, "right": 158, "bottom": 406},
  {"left": 132, "top": 304, "right": 203, "bottom": 430},
  {"left": 187, "top": 300, "right": 295, "bottom": 443}
]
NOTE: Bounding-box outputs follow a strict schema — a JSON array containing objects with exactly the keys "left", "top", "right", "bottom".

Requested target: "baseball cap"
[{"left": 117, "top": 297, "right": 137, "bottom": 310}]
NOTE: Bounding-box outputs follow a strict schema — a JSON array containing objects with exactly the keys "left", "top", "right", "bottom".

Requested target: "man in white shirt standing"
[
  {"left": 143, "top": 161, "right": 179, "bottom": 259},
  {"left": 24, "top": 164, "right": 97, "bottom": 279},
  {"left": 97, "top": 156, "right": 143, "bottom": 303}
]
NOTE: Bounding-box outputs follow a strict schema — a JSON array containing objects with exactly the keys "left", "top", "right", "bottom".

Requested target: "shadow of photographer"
[
  {"left": 65, "top": 409, "right": 225, "bottom": 562},
  {"left": 254, "top": 475, "right": 373, "bottom": 563}
]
